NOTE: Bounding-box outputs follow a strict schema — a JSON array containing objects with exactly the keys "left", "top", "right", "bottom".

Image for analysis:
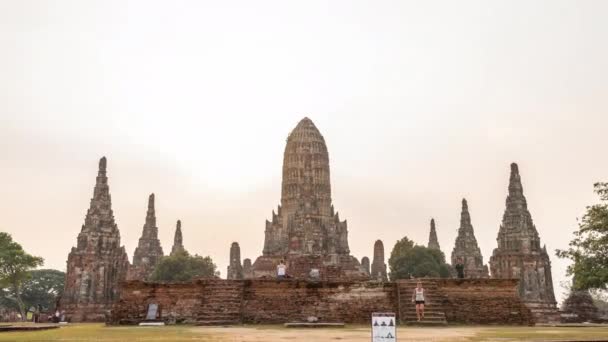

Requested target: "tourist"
[
  {"left": 411, "top": 280, "right": 426, "bottom": 322},
  {"left": 277, "top": 260, "right": 287, "bottom": 279}
]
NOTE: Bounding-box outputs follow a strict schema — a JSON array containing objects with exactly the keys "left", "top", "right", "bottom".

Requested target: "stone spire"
[
  {"left": 227, "top": 242, "right": 243, "bottom": 280},
  {"left": 261, "top": 117, "right": 349, "bottom": 256},
  {"left": 371, "top": 240, "right": 388, "bottom": 281},
  {"left": 251, "top": 118, "right": 366, "bottom": 280},
  {"left": 361, "top": 256, "right": 370, "bottom": 275},
  {"left": 61, "top": 157, "right": 130, "bottom": 321},
  {"left": 170, "top": 220, "right": 185, "bottom": 256},
  {"left": 130, "top": 193, "right": 164, "bottom": 281},
  {"left": 242, "top": 258, "right": 254, "bottom": 279},
  {"left": 489, "top": 163, "right": 558, "bottom": 322},
  {"left": 450, "top": 199, "right": 488, "bottom": 278},
  {"left": 427, "top": 218, "right": 441, "bottom": 251}
]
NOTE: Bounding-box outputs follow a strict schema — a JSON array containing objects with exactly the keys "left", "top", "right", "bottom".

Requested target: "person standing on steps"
[
  {"left": 277, "top": 260, "right": 287, "bottom": 280},
  {"left": 411, "top": 280, "right": 426, "bottom": 322}
]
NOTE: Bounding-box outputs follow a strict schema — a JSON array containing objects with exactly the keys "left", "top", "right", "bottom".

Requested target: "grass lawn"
[{"left": 0, "top": 323, "right": 607, "bottom": 341}]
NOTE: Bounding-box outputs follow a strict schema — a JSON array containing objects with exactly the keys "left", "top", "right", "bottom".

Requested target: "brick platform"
[{"left": 108, "top": 278, "right": 533, "bottom": 325}]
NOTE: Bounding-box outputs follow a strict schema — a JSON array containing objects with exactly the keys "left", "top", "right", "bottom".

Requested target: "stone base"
[
  {"left": 251, "top": 254, "right": 369, "bottom": 281},
  {"left": 524, "top": 301, "right": 561, "bottom": 324},
  {"left": 109, "top": 278, "right": 534, "bottom": 326},
  {"left": 60, "top": 303, "right": 111, "bottom": 323}
]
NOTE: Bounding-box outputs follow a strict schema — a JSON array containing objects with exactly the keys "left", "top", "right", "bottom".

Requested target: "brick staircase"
[
  {"left": 397, "top": 279, "right": 448, "bottom": 326},
  {"left": 196, "top": 281, "right": 244, "bottom": 325}
]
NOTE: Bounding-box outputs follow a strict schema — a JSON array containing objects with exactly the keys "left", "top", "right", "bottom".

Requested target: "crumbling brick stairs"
[
  {"left": 196, "top": 281, "right": 244, "bottom": 325},
  {"left": 397, "top": 279, "right": 448, "bottom": 326}
]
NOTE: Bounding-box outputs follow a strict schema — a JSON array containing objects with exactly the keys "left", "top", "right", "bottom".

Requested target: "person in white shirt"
[
  {"left": 277, "top": 260, "right": 287, "bottom": 279},
  {"left": 411, "top": 280, "right": 426, "bottom": 322}
]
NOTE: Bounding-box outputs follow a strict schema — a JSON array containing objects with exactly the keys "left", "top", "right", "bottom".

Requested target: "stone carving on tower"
[
  {"left": 128, "top": 194, "right": 164, "bottom": 281},
  {"left": 371, "top": 240, "right": 388, "bottom": 282},
  {"left": 61, "top": 157, "right": 130, "bottom": 322},
  {"left": 427, "top": 218, "right": 441, "bottom": 251},
  {"left": 489, "top": 163, "right": 558, "bottom": 322},
  {"left": 450, "top": 199, "right": 489, "bottom": 278},
  {"left": 170, "top": 220, "right": 186, "bottom": 256},
  {"left": 251, "top": 117, "right": 367, "bottom": 280},
  {"left": 227, "top": 242, "right": 243, "bottom": 280}
]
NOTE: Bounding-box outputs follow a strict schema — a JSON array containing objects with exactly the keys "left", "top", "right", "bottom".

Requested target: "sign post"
[{"left": 371, "top": 312, "right": 396, "bottom": 342}]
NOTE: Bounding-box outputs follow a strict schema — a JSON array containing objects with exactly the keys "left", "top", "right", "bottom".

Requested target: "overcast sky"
[{"left": 1, "top": 1, "right": 607, "bottom": 303}]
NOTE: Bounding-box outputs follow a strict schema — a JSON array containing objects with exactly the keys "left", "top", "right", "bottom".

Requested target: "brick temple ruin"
[
  {"left": 450, "top": 199, "right": 489, "bottom": 278},
  {"left": 245, "top": 118, "right": 368, "bottom": 280},
  {"left": 61, "top": 157, "right": 130, "bottom": 322},
  {"left": 427, "top": 218, "right": 441, "bottom": 251},
  {"left": 61, "top": 157, "right": 182, "bottom": 321},
  {"left": 561, "top": 277, "right": 601, "bottom": 323},
  {"left": 128, "top": 194, "right": 164, "bottom": 281},
  {"left": 489, "top": 163, "right": 559, "bottom": 322},
  {"left": 109, "top": 278, "right": 533, "bottom": 326},
  {"left": 61, "top": 118, "right": 569, "bottom": 324}
]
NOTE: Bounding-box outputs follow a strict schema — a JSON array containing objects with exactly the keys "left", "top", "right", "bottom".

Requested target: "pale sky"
[{"left": 1, "top": 1, "right": 607, "bottom": 303}]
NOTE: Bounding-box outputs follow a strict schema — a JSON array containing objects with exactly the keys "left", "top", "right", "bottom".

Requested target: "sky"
[{"left": 1, "top": 1, "right": 607, "bottom": 303}]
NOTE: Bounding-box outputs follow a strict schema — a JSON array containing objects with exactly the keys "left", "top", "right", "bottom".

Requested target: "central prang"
[{"left": 246, "top": 118, "right": 367, "bottom": 280}]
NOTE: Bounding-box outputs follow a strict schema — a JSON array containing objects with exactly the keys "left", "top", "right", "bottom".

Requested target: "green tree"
[
  {"left": 557, "top": 182, "right": 608, "bottom": 290},
  {"left": 21, "top": 269, "right": 65, "bottom": 313},
  {"left": 0, "top": 232, "right": 44, "bottom": 320},
  {"left": 388, "top": 236, "right": 450, "bottom": 281},
  {"left": 150, "top": 251, "right": 218, "bottom": 282}
]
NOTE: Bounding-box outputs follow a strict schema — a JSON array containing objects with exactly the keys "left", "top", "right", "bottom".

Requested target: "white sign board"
[
  {"left": 372, "top": 312, "right": 396, "bottom": 342},
  {"left": 146, "top": 303, "right": 158, "bottom": 320}
]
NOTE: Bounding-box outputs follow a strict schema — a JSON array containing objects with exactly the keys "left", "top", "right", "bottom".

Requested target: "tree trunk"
[{"left": 12, "top": 283, "right": 26, "bottom": 321}]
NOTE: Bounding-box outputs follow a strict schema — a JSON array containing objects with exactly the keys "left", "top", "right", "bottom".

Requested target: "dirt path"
[{"left": 191, "top": 326, "right": 480, "bottom": 342}]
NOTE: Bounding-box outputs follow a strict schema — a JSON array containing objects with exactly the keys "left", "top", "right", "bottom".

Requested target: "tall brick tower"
[
  {"left": 129, "top": 193, "right": 164, "bottom": 281},
  {"left": 450, "top": 199, "right": 488, "bottom": 278},
  {"left": 371, "top": 240, "right": 388, "bottom": 281},
  {"left": 61, "top": 157, "right": 130, "bottom": 322},
  {"left": 251, "top": 118, "right": 367, "bottom": 280},
  {"left": 489, "top": 163, "right": 558, "bottom": 322},
  {"left": 427, "top": 218, "right": 441, "bottom": 251},
  {"left": 170, "top": 220, "right": 185, "bottom": 256}
]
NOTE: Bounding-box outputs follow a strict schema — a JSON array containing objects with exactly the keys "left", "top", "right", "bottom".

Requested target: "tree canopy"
[
  {"left": 150, "top": 251, "right": 218, "bottom": 282},
  {"left": 21, "top": 269, "right": 65, "bottom": 312},
  {"left": 388, "top": 236, "right": 450, "bottom": 281},
  {"left": 0, "top": 232, "right": 44, "bottom": 319},
  {"left": 557, "top": 182, "right": 608, "bottom": 290}
]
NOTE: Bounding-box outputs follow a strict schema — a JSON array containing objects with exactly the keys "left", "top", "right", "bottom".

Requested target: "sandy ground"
[
  {"left": 194, "top": 325, "right": 479, "bottom": 342},
  {"left": 1, "top": 323, "right": 608, "bottom": 341}
]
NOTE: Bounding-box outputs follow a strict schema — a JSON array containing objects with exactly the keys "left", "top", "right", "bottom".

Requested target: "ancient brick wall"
[
  {"left": 242, "top": 280, "right": 397, "bottom": 324},
  {"left": 110, "top": 279, "right": 395, "bottom": 325},
  {"left": 110, "top": 281, "right": 206, "bottom": 324},
  {"left": 109, "top": 278, "right": 533, "bottom": 325},
  {"left": 434, "top": 278, "right": 532, "bottom": 324}
]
